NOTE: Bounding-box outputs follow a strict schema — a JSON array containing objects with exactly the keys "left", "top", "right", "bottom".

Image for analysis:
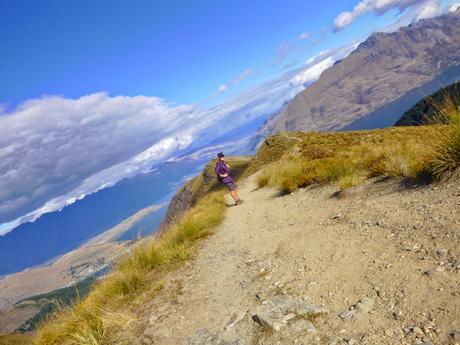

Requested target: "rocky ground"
[{"left": 134, "top": 175, "right": 459, "bottom": 345}]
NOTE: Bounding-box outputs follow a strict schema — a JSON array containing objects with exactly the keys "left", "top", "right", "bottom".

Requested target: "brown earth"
[{"left": 134, "top": 174, "right": 459, "bottom": 345}]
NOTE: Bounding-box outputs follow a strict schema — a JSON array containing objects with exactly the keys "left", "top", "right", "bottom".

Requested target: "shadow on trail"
[{"left": 330, "top": 173, "right": 436, "bottom": 200}]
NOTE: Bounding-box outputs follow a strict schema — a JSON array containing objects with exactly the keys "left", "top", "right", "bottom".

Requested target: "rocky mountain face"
[
  {"left": 267, "top": 9, "right": 460, "bottom": 133},
  {"left": 158, "top": 172, "right": 209, "bottom": 232}
]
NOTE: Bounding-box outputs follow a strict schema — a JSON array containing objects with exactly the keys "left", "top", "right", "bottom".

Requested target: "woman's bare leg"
[{"left": 230, "top": 189, "right": 239, "bottom": 203}]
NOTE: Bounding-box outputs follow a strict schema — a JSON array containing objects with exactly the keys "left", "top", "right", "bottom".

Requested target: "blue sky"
[
  {"left": 0, "top": 0, "right": 459, "bottom": 235},
  {"left": 2, "top": 0, "right": 455, "bottom": 107}
]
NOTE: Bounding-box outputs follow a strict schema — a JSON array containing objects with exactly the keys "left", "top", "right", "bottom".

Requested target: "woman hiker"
[{"left": 215, "top": 152, "right": 243, "bottom": 205}]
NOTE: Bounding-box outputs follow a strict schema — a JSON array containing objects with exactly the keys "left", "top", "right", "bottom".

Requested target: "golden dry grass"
[
  {"left": 255, "top": 99, "right": 460, "bottom": 192},
  {"left": 426, "top": 98, "right": 460, "bottom": 180},
  {"left": 254, "top": 123, "right": 453, "bottom": 192},
  {"left": 33, "top": 191, "right": 227, "bottom": 345},
  {"left": 0, "top": 333, "right": 34, "bottom": 345}
]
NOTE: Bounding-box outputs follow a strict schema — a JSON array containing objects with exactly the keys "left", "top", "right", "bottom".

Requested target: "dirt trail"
[{"left": 137, "top": 175, "right": 460, "bottom": 345}]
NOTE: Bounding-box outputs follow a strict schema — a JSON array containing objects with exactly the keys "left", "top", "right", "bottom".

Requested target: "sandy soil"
[{"left": 135, "top": 174, "right": 459, "bottom": 345}]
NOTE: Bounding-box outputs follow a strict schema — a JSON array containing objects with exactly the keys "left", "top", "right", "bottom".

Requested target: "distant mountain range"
[{"left": 260, "top": 8, "right": 460, "bottom": 134}]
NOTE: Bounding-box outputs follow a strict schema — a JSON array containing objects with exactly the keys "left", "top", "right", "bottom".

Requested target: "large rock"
[
  {"left": 449, "top": 329, "right": 460, "bottom": 344},
  {"left": 290, "top": 319, "right": 316, "bottom": 334},
  {"left": 251, "top": 294, "right": 328, "bottom": 332},
  {"left": 264, "top": 294, "right": 329, "bottom": 317},
  {"left": 251, "top": 304, "right": 286, "bottom": 332},
  {"left": 354, "top": 297, "right": 375, "bottom": 313},
  {"left": 338, "top": 297, "right": 374, "bottom": 320}
]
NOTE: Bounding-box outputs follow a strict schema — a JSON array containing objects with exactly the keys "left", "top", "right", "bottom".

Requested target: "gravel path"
[{"left": 137, "top": 175, "right": 460, "bottom": 345}]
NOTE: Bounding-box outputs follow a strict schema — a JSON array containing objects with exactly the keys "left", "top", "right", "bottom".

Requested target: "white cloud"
[
  {"left": 415, "top": 0, "right": 441, "bottom": 18},
  {"left": 274, "top": 29, "right": 331, "bottom": 66},
  {"left": 230, "top": 69, "right": 254, "bottom": 84},
  {"left": 334, "top": 0, "right": 439, "bottom": 30},
  {"left": 0, "top": 93, "right": 201, "bottom": 233},
  {"left": 217, "top": 84, "right": 228, "bottom": 93},
  {"left": 381, "top": 0, "right": 443, "bottom": 31},
  {"left": 274, "top": 42, "right": 291, "bottom": 64},
  {"left": 213, "top": 69, "right": 254, "bottom": 96},
  {"left": 290, "top": 42, "right": 360, "bottom": 87},
  {"left": 290, "top": 57, "right": 336, "bottom": 87},
  {"left": 298, "top": 32, "right": 310, "bottom": 41},
  {"left": 448, "top": 3, "right": 460, "bottom": 12}
]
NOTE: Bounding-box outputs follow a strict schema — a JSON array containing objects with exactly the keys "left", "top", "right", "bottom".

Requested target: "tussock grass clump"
[
  {"left": 34, "top": 192, "right": 226, "bottom": 345},
  {"left": 257, "top": 159, "right": 321, "bottom": 193},
  {"left": 34, "top": 301, "right": 135, "bottom": 345},
  {"left": 253, "top": 98, "right": 459, "bottom": 193},
  {"left": 317, "top": 157, "right": 358, "bottom": 183},
  {"left": 381, "top": 142, "right": 431, "bottom": 178},
  {"left": 337, "top": 173, "right": 366, "bottom": 191},
  {"left": 427, "top": 99, "right": 460, "bottom": 180}
]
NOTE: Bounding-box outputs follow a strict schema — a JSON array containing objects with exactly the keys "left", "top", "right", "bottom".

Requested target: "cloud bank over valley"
[{"left": 0, "top": 44, "right": 355, "bottom": 235}]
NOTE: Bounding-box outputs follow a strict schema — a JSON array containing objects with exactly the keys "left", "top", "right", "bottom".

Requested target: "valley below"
[{"left": 0, "top": 203, "right": 164, "bottom": 333}]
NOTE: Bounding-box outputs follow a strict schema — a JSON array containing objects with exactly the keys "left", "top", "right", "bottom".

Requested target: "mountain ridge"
[{"left": 261, "top": 9, "right": 460, "bottom": 134}]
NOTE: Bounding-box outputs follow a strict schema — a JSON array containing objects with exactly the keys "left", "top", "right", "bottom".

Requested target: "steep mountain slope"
[
  {"left": 396, "top": 81, "right": 460, "bottom": 126},
  {"left": 269, "top": 9, "right": 460, "bottom": 133}
]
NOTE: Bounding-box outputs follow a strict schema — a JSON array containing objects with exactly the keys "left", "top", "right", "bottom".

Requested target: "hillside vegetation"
[
  {"left": 396, "top": 81, "right": 460, "bottom": 126},
  {"left": 14, "top": 275, "right": 97, "bottom": 333},
  {"left": 252, "top": 100, "right": 460, "bottom": 193}
]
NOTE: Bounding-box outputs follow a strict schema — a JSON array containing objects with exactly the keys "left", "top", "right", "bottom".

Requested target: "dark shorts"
[{"left": 224, "top": 181, "right": 236, "bottom": 191}]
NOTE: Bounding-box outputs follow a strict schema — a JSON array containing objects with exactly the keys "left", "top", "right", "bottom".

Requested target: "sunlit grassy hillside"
[
  {"left": 251, "top": 100, "right": 460, "bottom": 193},
  {"left": 0, "top": 333, "right": 32, "bottom": 345}
]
